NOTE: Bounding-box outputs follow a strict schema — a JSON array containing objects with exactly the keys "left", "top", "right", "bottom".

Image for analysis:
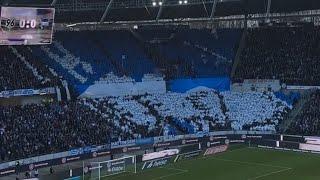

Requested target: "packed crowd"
[
  {"left": 81, "top": 97, "right": 161, "bottom": 140},
  {"left": 0, "top": 27, "right": 307, "bottom": 163},
  {"left": 234, "top": 26, "right": 320, "bottom": 85},
  {"left": 41, "top": 41, "right": 94, "bottom": 84},
  {"left": 0, "top": 28, "right": 237, "bottom": 92},
  {"left": 0, "top": 88, "right": 290, "bottom": 161},
  {"left": 140, "top": 88, "right": 226, "bottom": 133},
  {"left": 84, "top": 89, "right": 291, "bottom": 134},
  {"left": 287, "top": 90, "right": 320, "bottom": 135},
  {"left": 0, "top": 46, "right": 33, "bottom": 90},
  {"left": 0, "top": 47, "right": 60, "bottom": 91},
  {"left": 222, "top": 91, "right": 290, "bottom": 131},
  {"left": 14, "top": 47, "right": 62, "bottom": 87},
  {"left": 0, "top": 102, "right": 118, "bottom": 161}
]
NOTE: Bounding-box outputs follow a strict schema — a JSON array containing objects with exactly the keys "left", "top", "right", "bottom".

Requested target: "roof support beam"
[
  {"left": 51, "top": 0, "right": 58, "bottom": 6},
  {"left": 156, "top": 0, "right": 166, "bottom": 22},
  {"left": 210, "top": 0, "right": 218, "bottom": 19},
  {"left": 145, "top": 5, "right": 152, "bottom": 18},
  {"left": 202, "top": 0, "right": 209, "bottom": 17},
  {"left": 266, "top": 0, "right": 272, "bottom": 22},
  {"left": 100, "top": 0, "right": 114, "bottom": 23}
]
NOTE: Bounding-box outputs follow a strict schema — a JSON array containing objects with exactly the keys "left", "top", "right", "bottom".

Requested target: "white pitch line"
[
  {"left": 151, "top": 169, "right": 188, "bottom": 180},
  {"left": 209, "top": 157, "right": 291, "bottom": 169},
  {"left": 247, "top": 167, "right": 292, "bottom": 180},
  {"left": 208, "top": 156, "right": 293, "bottom": 180},
  {"left": 149, "top": 167, "right": 188, "bottom": 180},
  {"left": 103, "top": 146, "right": 290, "bottom": 180},
  {"left": 159, "top": 167, "right": 188, "bottom": 173},
  {"left": 105, "top": 165, "right": 188, "bottom": 180},
  {"left": 107, "top": 173, "right": 132, "bottom": 180}
]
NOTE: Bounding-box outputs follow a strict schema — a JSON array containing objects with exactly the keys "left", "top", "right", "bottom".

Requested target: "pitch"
[{"left": 105, "top": 146, "right": 320, "bottom": 180}]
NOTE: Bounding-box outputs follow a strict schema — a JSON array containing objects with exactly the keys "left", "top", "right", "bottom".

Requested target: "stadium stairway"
[
  {"left": 217, "top": 92, "right": 231, "bottom": 130},
  {"left": 279, "top": 91, "right": 311, "bottom": 133},
  {"left": 231, "top": 28, "right": 247, "bottom": 79}
]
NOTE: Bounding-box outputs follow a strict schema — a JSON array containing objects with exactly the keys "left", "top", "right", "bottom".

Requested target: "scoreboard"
[{"left": 0, "top": 7, "right": 55, "bottom": 45}]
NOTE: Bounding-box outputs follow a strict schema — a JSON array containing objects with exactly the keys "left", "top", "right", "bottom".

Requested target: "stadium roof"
[{"left": 2, "top": 0, "right": 320, "bottom": 23}]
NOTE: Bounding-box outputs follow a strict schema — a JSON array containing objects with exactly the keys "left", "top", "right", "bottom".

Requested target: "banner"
[
  {"left": 181, "top": 138, "right": 199, "bottom": 145},
  {"left": 141, "top": 157, "right": 171, "bottom": 170},
  {"left": 136, "top": 138, "right": 154, "bottom": 145},
  {"left": 69, "top": 148, "right": 84, "bottom": 156},
  {"left": 142, "top": 149, "right": 179, "bottom": 161},
  {"left": 0, "top": 87, "right": 56, "bottom": 98},
  {"left": 111, "top": 139, "right": 136, "bottom": 148},
  {"left": 204, "top": 145, "right": 228, "bottom": 156},
  {"left": 299, "top": 143, "right": 320, "bottom": 152}
]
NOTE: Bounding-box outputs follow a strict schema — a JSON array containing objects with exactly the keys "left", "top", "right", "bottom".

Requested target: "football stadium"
[{"left": 1, "top": 0, "right": 320, "bottom": 180}]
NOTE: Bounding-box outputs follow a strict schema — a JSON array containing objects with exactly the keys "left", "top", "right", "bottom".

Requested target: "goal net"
[{"left": 85, "top": 155, "right": 136, "bottom": 180}]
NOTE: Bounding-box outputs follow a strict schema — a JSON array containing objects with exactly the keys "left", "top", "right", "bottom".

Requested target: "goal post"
[{"left": 84, "top": 155, "right": 136, "bottom": 180}]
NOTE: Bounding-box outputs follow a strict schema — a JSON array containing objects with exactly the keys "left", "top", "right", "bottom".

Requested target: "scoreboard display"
[{"left": 0, "top": 7, "right": 55, "bottom": 45}]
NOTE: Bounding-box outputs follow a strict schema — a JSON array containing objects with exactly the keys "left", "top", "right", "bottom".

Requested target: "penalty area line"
[
  {"left": 206, "top": 156, "right": 293, "bottom": 180},
  {"left": 159, "top": 166, "right": 188, "bottom": 173},
  {"left": 247, "top": 167, "right": 292, "bottom": 180},
  {"left": 106, "top": 166, "right": 189, "bottom": 180},
  {"left": 209, "top": 157, "right": 291, "bottom": 169},
  {"left": 151, "top": 167, "right": 188, "bottom": 180}
]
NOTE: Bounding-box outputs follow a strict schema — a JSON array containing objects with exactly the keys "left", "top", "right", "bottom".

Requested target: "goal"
[{"left": 85, "top": 155, "right": 136, "bottom": 180}]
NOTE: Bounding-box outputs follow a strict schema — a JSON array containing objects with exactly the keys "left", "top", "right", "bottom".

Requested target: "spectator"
[
  {"left": 50, "top": 167, "right": 54, "bottom": 174},
  {"left": 287, "top": 90, "right": 320, "bottom": 135},
  {"left": 0, "top": 88, "right": 289, "bottom": 162},
  {"left": 234, "top": 26, "right": 320, "bottom": 86},
  {"left": 0, "top": 46, "right": 61, "bottom": 91},
  {"left": 34, "top": 169, "right": 39, "bottom": 178}
]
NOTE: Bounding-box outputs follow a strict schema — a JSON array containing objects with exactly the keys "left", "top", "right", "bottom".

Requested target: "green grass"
[{"left": 101, "top": 147, "right": 320, "bottom": 180}]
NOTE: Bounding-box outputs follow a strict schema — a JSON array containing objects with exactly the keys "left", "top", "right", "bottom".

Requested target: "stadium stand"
[
  {"left": 6, "top": 28, "right": 239, "bottom": 88},
  {"left": 287, "top": 90, "right": 320, "bottom": 135},
  {"left": 0, "top": 101, "right": 115, "bottom": 161},
  {"left": 0, "top": 88, "right": 290, "bottom": 161},
  {"left": 234, "top": 26, "right": 320, "bottom": 85},
  {"left": 140, "top": 27, "right": 241, "bottom": 79},
  {"left": 222, "top": 91, "right": 290, "bottom": 131},
  {"left": 3, "top": 0, "right": 320, "bottom": 179},
  {"left": 0, "top": 46, "right": 60, "bottom": 91},
  {"left": 0, "top": 0, "right": 320, "bottom": 180}
]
